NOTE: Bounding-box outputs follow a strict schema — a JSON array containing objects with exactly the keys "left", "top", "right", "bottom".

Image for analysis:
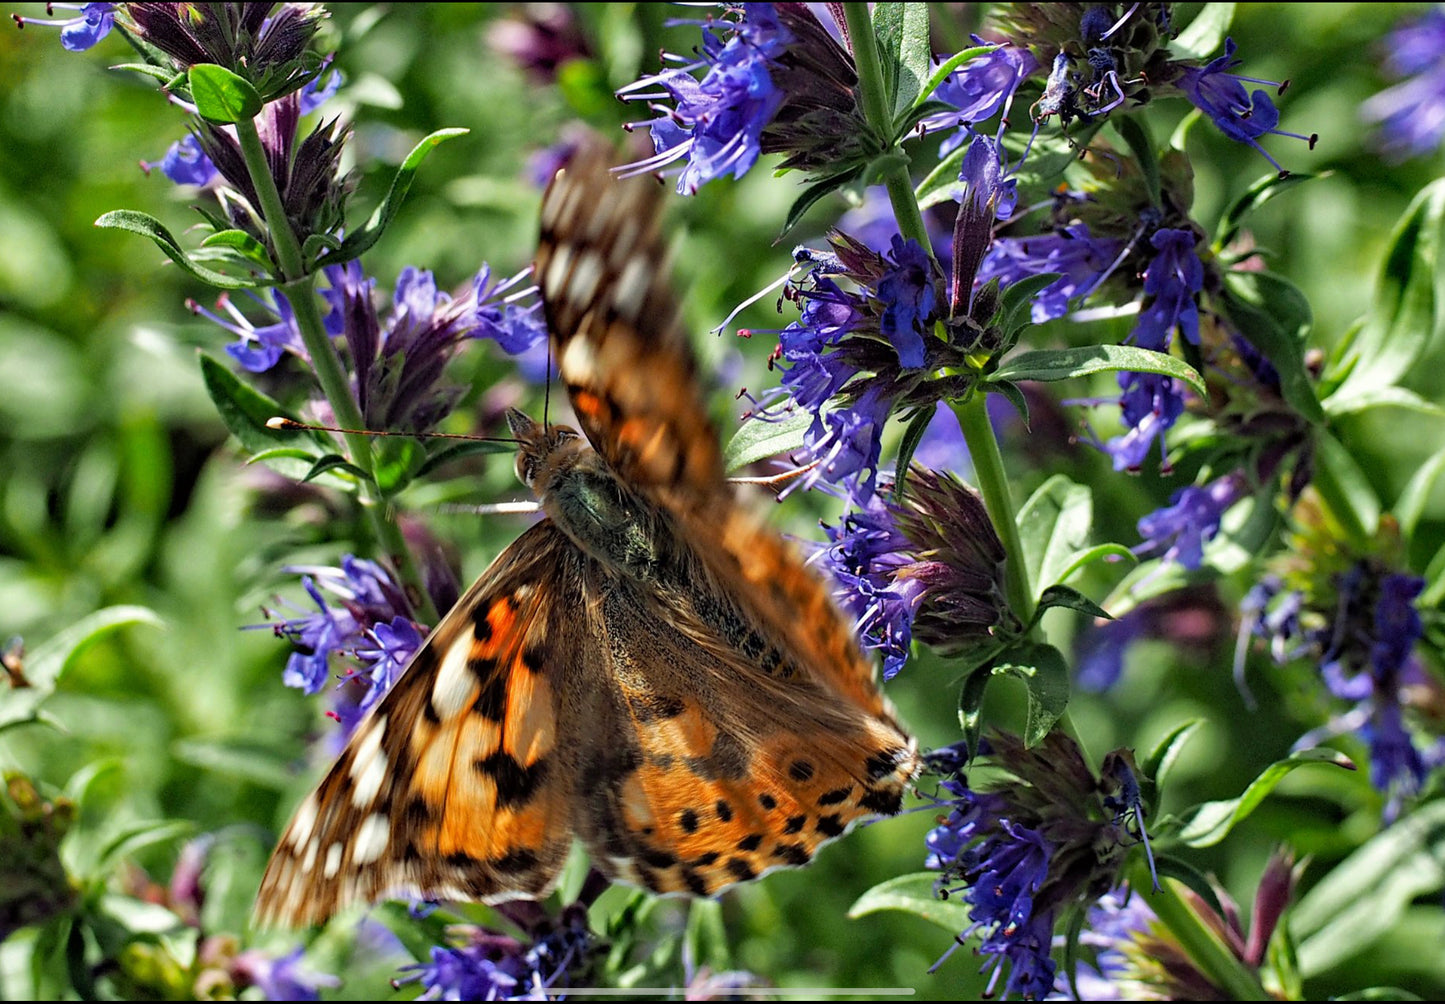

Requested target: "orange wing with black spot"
[{"left": 255, "top": 523, "right": 594, "bottom": 927}]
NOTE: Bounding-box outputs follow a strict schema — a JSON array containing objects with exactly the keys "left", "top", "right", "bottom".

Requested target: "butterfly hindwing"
[{"left": 255, "top": 522, "right": 589, "bottom": 927}]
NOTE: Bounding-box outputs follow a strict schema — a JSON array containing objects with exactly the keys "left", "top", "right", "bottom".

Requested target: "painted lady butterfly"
[{"left": 254, "top": 141, "right": 920, "bottom": 927}]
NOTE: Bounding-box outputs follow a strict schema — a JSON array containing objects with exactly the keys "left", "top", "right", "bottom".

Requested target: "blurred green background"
[{"left": 3, "top": 3, "right": 1444, "bottom": 999}]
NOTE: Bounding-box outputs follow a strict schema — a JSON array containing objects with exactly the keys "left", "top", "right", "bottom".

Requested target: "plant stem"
[
  {"left": 953, "top": 396, "right": 1035, "bottom": 624},
  {"left": 237, "top": 117, "right": 438, "bottom": 623},
  {"left": 841, "top": 3, "right": 932, "bottom": 256}
]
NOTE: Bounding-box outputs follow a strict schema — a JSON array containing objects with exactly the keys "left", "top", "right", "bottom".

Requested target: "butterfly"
[{"left": 254, "top": 141, "right": 920, "bottom": 927}]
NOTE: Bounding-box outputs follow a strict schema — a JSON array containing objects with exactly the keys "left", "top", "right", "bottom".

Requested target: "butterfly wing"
[
  {"left": 255, "top": 522, "right": 596, "bottom": 928},
  {"left": 577, "top": 575, "right": 914, "bottom": 896},
  {"left": 535, "top": 142, "right": 724, "bottom": 505}
]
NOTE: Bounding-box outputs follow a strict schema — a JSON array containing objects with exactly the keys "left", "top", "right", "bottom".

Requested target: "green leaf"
[
  {"left": 370, "top": 901, "right": 454, "bottom": 963},
  {"left": 301, "top": 453, "right": 370, "bottom": 485},
  {"left": 1327, "top": 179, "right": 1445, "bottom": 402},
  {"left": 684, "top": 898, "right": 732, "bottom": 973},
  {"left": 373, "top": 436, "right": 427, "bottom": 494},
  {"left": 198, "top": 355, "right": 316, "bottom": 477},
  {"left": 92, "top": 894, "right": 187, "bottom": 935},
  {"left": 170, "top": 737, "right": 296, "bottom": 790},
  {"left": 1177, "top": 747, "right": 1355, "bottom": 847},
  {"left": 1393, "top": 446, "right": 1445, "bottom": 543},
  {"left": 958, "top": 665, "right": 992, "bottom": 757},
  {"left": 891, "top": 407, "right": 934, "bottom": 501},
  {"left": 415, "top": 438, "right": 518, "bottom": 479},
  {"left": 1111, "top": 116, "right": 1160, "bottom": 209},
  {"left": 1017, "top": 475, "right": 1094, "bottom": 596},
  {"left": 996, "top": 273, "right": 1063, "bottom": 337},
  {"left": 1151, "top": 855, "right": 1229, "bottom": 919},
  {"left": 199, "top": 228, "right": 275, "bottom": 272},
  {"left": 1033, "top": 584, "right": 1111, "bottom": 621},
  {"left": 873, "top": 2, "right": 931, "bottom": 120},
  {"left": 1292, "top": 799, "right": 1445, "bottom": 978},
  {"left": 1051, "top": 542, "right": 1137, "bottom": 586},
  {"left": 1172, "top": 3, "right": 1236, "bottom": 60},
  {"left": 94, "top": 820, "right": 194, "bottom": 874},
  {"left": 12, "top": 608, "right": 165, "bottom": 726},
  {"left": 94, "top": 210, "right": 264, "bottom": 289},
  {"left": 1217, "top": 172, "right": 1316, "bottom": 249},
  {"left": 1332, "top": 991, "right": 1424, "bottom": 1002},
  {"left": 188, "top": 64, "right": 264, "bottom": 123},
  {"left": 848, "top": 872, "right": 971, "bottom": 933},
  {"left": 723, "top": 410, "right": 812, "bottom": 472},
  {"left": 910, "top": 45, "right": 997, "bottom": 111},
  {"left": 989, "top": 641, "right": 1071, "bottom": 746},
  {"left": 1325, "top": 384, "right": 1445, "bottom": 420},
  {"left": 1314, "top": 429, "right": 1382, "bottom": 540},
  {"left": 319, "top": 129, "right": 470, "bottom": 267},
  {"left": 779, "top": 165, "right": 864, "bottom": 236},
  {"left": 990, "top": 345, "right": 1208, "bottom": 399},
  {"left": 915, "top": 142, "right": 969, "bottom": 210},
  {"left": 987, "top": 380, "right": 1030, "bottom": 427},
  {"left": 1139, "top": 719, "right": 1202, "bottom": 794},
  {"left": 1220, "top": 270, "right": 1324, "bottom": 424}
]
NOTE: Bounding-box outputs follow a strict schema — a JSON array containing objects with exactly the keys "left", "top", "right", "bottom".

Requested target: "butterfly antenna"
[
  {"left": 542, "top": 337, "right": 554, "bottom": 430},
  {"left": 265, "top": 417, "right": 522, "bottom": 448}
]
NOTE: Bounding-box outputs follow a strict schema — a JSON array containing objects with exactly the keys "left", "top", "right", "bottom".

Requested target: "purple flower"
[
  {"left": 876, "top": 236, "right": 936, "bottom": 368},
  {"left": 976, "top": 225, "right": 1124, "bottom": 323},
  {"left": 921, "top": 42, "right": 1039, "bottom": 154},
  {"left": 1074, "top": 608, "right": 1150, "bottom": 692},
  {"left": 146, "top": 134, "right": 219, "bottom": 188},
  {"left": 232, "top": 947, "right": 340, "bottom": 1002},
  {"left": 951, "top": 135, "right": 1018, "bottom": 313},
  {"left": 618, "top": 5, "right": 792, "bottom": 194},
  {"left": 1363, "top": 9, "right": 1445, "bottom": 161},
  {"left": 803, "top": 387, "right": 890, "bottom": 501},
  {"left": 1132, "top": 229, "right": 1203, "bottom": 350},
  {"left": 1176, "top": 38, "right": 1315, "bottom": 175},
  {"left": 815, "top": 493, "right": 924, "bottom": 679},
  {"left": 13, "top": 2, "right": 115, "bottom": 51},
  {"left": 1135, "top": 472, "right": 1247, "bottom": 569},
  {"left": 1104, "top": 372, "right": 1186, "bottom": 472},
  {"left": 474, "top": 264, "right": 548, "bottom": 357},
  {"left": 191, "top": 288, "right": 307, "bottom": 373},
  {"left": 398, "top": 911, "right": 594, "bottom": 1001}
]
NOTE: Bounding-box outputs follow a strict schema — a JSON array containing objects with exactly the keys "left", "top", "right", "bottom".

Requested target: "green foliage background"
[{"left": 3, "top": 3, "right": 1445, "bottom": 999}]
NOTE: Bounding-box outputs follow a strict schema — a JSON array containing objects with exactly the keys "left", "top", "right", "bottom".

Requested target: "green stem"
[
  {"left": 840, "top": 4, "right": 932, "bottom": 256},
  {"left": 1142, "top": 871, "right": 1270, "bottom": 1001},
  {"left": 1310, "top": 438, "right": 1371, "bottom": 547},
  {"left": 953, "top": 396, "right": 1034, "bottom": 624},
  {"left": 237, "top": 117, "right": 438, "bottom": 623}
]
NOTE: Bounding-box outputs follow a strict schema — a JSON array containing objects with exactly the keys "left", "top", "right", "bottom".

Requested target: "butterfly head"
[{"left": 506, "top": 407, "right": 586, "bottom": 492}]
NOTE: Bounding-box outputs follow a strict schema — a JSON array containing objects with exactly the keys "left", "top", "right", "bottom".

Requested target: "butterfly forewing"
[
  {"left": 255, "top": 524, "right": 588, "bottom": 928},
  {"left": 536, "top": 143, "right": 724, "bottom": 504}
]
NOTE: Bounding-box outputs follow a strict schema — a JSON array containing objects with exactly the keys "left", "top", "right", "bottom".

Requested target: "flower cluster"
[
  {"left": 922, "top": 733, "right": 1151, "bottom": 1000},
  {"left": 1363, "top": 8, "right": 1445, "bottom": 162},
  {"left": 399, "top": 906, "right": 597, "bottom": 1001}
]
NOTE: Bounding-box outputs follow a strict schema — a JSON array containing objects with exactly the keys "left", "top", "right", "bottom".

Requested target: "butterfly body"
[{"left": 255, "top": 144, "right": 918, "bottom": 928}]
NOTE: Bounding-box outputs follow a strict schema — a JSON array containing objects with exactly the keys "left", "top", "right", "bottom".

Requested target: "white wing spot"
[
  {"left": 543, "top": 244, "right": 574, "bottom": 303},
  {"left": 566, "top": 249, "right": 604, "bottom": 311},
  {"left": 287, "top": 794, "right": 319, "bottom": 849},
  {"left": 352, "top": 813, "right": 390, "bottom": 866},
  {"left": 560, "top": 335, "right": 598, "bottom": 383},
  {"left": 323, "top": 841, "right": 344, "bottom": 879},
  {"left": 613, "top": 257, "right": 650, "bottom": 321},
  {"left": 300, "top": 838, "right": 319, "bottom": 874},
  {"left": 350, "top": 717, "right": 390, "bottom": 808},
  {"left": 432, "top": 639, "right": 476, "bottom": 720}
]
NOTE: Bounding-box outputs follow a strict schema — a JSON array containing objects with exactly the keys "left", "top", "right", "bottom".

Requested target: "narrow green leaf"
[
  {"left": 1034, "top": 584, "right": 1111, "bottom": 621},
  {"left": 779, "top": 165, "right": 864, "bottom": 236},
  {"left": 370, "top": 901, "right": 454, "bottom": 963},
  {"left": 109, "top": 62, "right": 183, "bottom": 85},
  {"left": 848, "top": 872, "right": 971, "bottom": 933},
  {"left": 1327, "top": 178, "right": 1445, "bottom": 399},
  {"left": 95, "top": 820, "right": 194, "bottom": 873},
  {"left": 987, "top": 380, "right": 1030, "bottom": 427},
  {"left": 1221, "top": 270, "right": 1325, "bottom": 423},
  {"left": 171, "top": 738, "right": 299, "bottom": 791},
  {"left": 1314, "top": 430, "right": 1382, "bottom": 540},
  {"left": 199, "top": 228, "right": 275, "bottom": 272},
  {"left": 997, "top": 273, "right": 1064, "bottom": 336},
  {"left": 1017, "top": 475, "right": 1094, "bottom": 596},
  {"left": 990, "top": 641, "right": 1071, "bottom": 747},
  {"left": 198, "top": 355, "right": 312, "bottom": 458},
  {"left": 1324, "top": 384, "right": 1445, "bottom": 420},
  {"left": 23, "top": 607, "right": 165, "bottom": 696},
  {"left": 723, "top": 410, "right": 812, "bottom": 471},
  {"left": 1393, "top": 447, "right": 1445, "bottom": 543},
  {"left": 1332, "top": 990, "right": 1424, "bottom": 1001},
  {"left": 1177, "top": 747, "right": 1355, "bottom": 847},
  {"left": 916, "top": 142, "right": 968, "bottom": 210},
  {"left": 990, "top": 345, "right": 1208, "bottom": 399},
  {"left": 1292, "top": 799, "right": 1445, "bottom": 977},
  {"left": 373, "top": 437, "right": 427, "bottom": 494},
  {"left": 1172, "top": 3, "right": 1236, "bottom": 59},
  {"left": 910, "top": 45, "right": 997, "bottom": 111},
  {"left": 1218, "top": 172, "right": 1316, "bottom": 249},
  {"left": 1051, "top": 542, "right": 1136, "bottom": 586},
  {"left": 415, "top": 438, "right": 518, "bottom": 479},
  {"left": 188, "top": 64, "right": 264, "bottom": 123},
  {"left": 874, "top": 2, "right": 931, "bottom": 119},
  {"left": 959, "top": 666, "right": 991, "bottom": 758},
  {"left": 302, "top": 453, "right": 370, "bottom": 485},
  {"left": 94, "top": 210, "right": 263, "bottom": 289},
  {"left": 891, "top": 407, "right": 934, "bottom": 501},
  {"left": 1139, "top": 719, "right": 1202, "bottom": 794},
  {"left": 320, "top": 129, "right": 470, "bottom": 267},
  {"left": 1111, "top": 116, "right": 1160, "bottom": 208},
  {"left": 1150, "top": 855, "right": 1230, "bottom": 920}
]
